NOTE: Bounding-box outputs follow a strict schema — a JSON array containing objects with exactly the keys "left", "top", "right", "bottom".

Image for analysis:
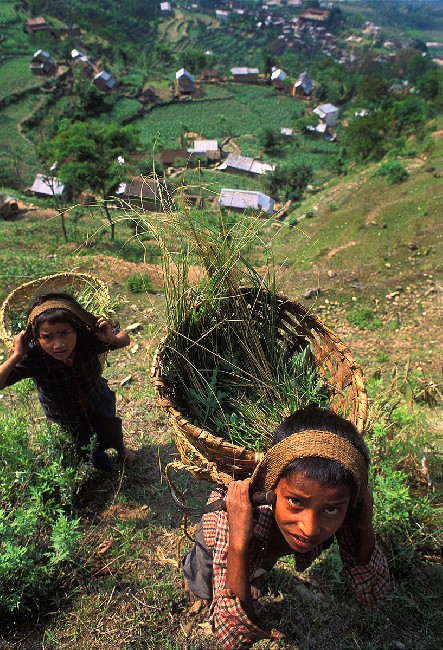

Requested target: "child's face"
[
  {"left": 273, "top": 471, "right": 352, "bottom": 553},
  {"left": 37, "top": 321, "right": 77, "bottom": 362}
]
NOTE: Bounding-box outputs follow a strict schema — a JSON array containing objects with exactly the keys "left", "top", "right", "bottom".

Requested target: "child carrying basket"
[
  {"left": 152, "top": 286, "right": 389, "bottom": 648},
  {"left": 0, "top": 273, "right": 135, "bottom": 472}
]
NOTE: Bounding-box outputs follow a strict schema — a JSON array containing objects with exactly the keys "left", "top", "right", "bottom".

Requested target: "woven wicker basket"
[
  {"left": 151, "top": 289, "right": 368, "bottom": 487},
  {"left": 0, "top": 272, "right": 110, "bottom": 349}
]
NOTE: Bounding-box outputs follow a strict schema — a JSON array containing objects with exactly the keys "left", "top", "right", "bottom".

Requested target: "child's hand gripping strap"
[{"left": 250, "top": 430, "right": 368, "bottom": 507}]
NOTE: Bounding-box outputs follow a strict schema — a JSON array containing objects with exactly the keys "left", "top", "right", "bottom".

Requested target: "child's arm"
[
  {"left": 225, "top": 479, "right": 255, "bottom": 618},
  {"left": 336, "top": 488, "right": 390, "bottom": 606},
  {"left": 0, "top": 333, "right": 28, "bottom": 389},
  {"left": 94, "top": 317, "right": 130, "bottom": 349},
  {"left": 353, "top": 488, "right": 376, "bottom": 565}
]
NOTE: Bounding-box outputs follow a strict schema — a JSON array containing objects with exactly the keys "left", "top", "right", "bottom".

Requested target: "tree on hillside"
[
  {"left": 179, "top": 49, "right": 207, "bottom": 74},
  {"left": 259, "top": 128, "right": 280, "bottom": 155},
  {"left": 266, "top": 160, "right": 313, "bottom": 202},
  {"left": 343, "top": 112, "right": 388, "bottom": 161},
  {"left": 390, "top": 95, "right": 427, "bottom": 137},
  {"left": 39, "top": 120, "right": 137, "bottom": 241}
]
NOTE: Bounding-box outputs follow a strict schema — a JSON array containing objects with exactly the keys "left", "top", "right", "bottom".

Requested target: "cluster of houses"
[{"left": 177, "top": 2, "right": 354, "bottom": 64}]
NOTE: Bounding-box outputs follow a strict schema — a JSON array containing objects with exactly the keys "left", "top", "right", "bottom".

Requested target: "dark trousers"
[{"left": 54, "top": 381, "right": 123, "bottom": 470}]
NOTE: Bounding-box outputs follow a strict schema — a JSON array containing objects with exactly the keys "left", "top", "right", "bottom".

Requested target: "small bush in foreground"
[
  {"left": 375, "top": 160, "right": 409, "bottom": 184},
  {"left": 348, "top": 306, "right": 382, "bottom": 330},
  {"left": 126, "top": 273, "right": 154, "bottom": 293},
  {"left": 0, "top": 403, "right": 81, "bottom": 613}
]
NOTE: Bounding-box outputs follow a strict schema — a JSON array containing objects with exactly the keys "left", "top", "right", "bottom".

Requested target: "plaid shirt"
[
  {"left": 203, "top": 487, "right": 390, "bottom": 649},
  {"left": 5, "top": 331, "right": 117, "bottom": 425}
]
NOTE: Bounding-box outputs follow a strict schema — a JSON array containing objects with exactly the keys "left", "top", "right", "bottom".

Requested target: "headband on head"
[
  {"left": 26, "top": 298, "right": 97, "bottom": 337},
  {"left": 250, "top": 430, "right": 368, "bottom": 505}
]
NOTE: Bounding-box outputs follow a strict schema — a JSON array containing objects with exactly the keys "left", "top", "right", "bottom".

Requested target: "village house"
[
  {"left": 215, "top": 9, "right": 230, "bottom": 23},
  {"left": 175, "top": 68, "right": 196, "bottom": 95},
  {"left": 219, "top": 154, "right": 274, "bottom": 176},
  {"left": 313, "top": 103, "right": 339, "bottom": 127},
  {"left": 29, "top": 50, "right": 55, "bottom": 76},
  {"left": 28, "top": 174, "right": 65, "bottom": 198},
  {"left": 74, "top": 55, "right": 94, "bottom": 79},
  {"left": 188, "top": 139, "right": 221, "bottom": 163},
  {"left": 280, "top": 127, "right": 293, "bottom": 137},
  {"left": 292, "top": 70, "right": 312, "bottom": 97},
  {"left": 270, "top": 68, "right": 287, "bottom": 89},
  {"left": 389, "top": 80, "right": 409, "bottom": 95},
  {"left": 138, "top": 85, "right": 162, "bottom": 105},
  {"left": 117, "top": 178, "right": 173, "bottom": 211},
  {"left": 61, "top": 23, "right": 81, "bottom": 36},
  {"left": 0, "top": 195, "right": 19, "bottom": 219},
  {"left": 306, "top": 122, "right": 329, "bottom": 138},
  {"left": 92, "top": 71, "right": 116, "bottom": 91},
  {"left": 157, "top": 148, "right": 189, "bottom": 167},
  {"left": 299, "top": 8, "right": 330, "bottom": 25},
  {"left": 200, "top": 68, "right": 221, "bottom": 83},
  {"left": 219, "top": 188, "right": 275, "bottom": 214},
  {"left": 231, "top": 67, "right": 259, "bottom": 83},
  {"left": 160, "top": 2, "right": 172, "bottom": 16},
  {"left": 25, "top": 17, "right": 53, "bottom": 35}
]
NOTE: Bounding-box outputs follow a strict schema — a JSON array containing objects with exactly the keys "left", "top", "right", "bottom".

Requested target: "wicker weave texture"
[
  {"left": 0, "top": 272, "right": 110, "bottom": 348},
  {"left": 151, "top": 290, "right": 368, "bottom": 486}
]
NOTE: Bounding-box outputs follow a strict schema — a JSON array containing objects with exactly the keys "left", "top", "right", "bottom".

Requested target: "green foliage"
[
  {"left": 259, "top": 127, "right": 281, "bottom": 155},
  {"left": 266, "top": 160, "right": 313, "bottom": 202},
  {"left": 126, "top": 273, "right": 154, "bottom": 293},
  {"left": 178, "top": 48, "right": 207, "bottom": 74},
  {"left": 375, "top": 160, "right": 409, "bottom": 185},
  {"left": 0, "top": 413, "right": 81, "bottom": 612},
  {"left": 343, "top": 112, "right": 388, "bottom": 161},
  {"left": 39, "top": 120, "right": 137, "bottom": 198},
  {"left": 366, "top": 398, "right": 440, "bottom": 571},
  {"left": 287, "top": 215, "right": 299, "bottom": 227},
  {"left": 348, "top": 306, "right": 382, "bottom": 330}
]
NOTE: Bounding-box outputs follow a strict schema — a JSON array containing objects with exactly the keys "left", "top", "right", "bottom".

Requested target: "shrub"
[
  {"left": 287, "top": 215, "right": 299, "bottom": 227},
  {"left": 0, "top": 409, "right": 81, "bottom": 613},
  {"left": 376, "top": 160, "right": 409, "bottom": 184},
  {"left": 126, "top": 273, "right": 154, "bottom": 293},
  {"left": 348, "top": 306, "right": 382, "bottom": 329}
]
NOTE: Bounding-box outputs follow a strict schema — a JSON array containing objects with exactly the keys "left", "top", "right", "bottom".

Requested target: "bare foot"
[{"left": 118, "top": 447, "right": 136, "bottom": 463}]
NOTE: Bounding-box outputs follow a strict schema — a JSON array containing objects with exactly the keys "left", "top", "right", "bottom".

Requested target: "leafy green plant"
[
  {"left": 375, "top": 160, "right": 409, "bottom": 184},
  {"left": 0, "top": 411, "right": 81, "bottom": 613},
  {"left": 126, "top": 273, "right": 154, "bottom": 293},
  {"left": 348, "top": 306, "right": 382, "bottom": 330}
]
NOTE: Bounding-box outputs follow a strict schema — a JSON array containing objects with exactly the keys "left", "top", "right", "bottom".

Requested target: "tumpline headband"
[
  {"left": 250, "top": 430, "right": 368, "bottom": 505},
  {"left": 27, "top": 299, "right": 97, "bottom": 333}
]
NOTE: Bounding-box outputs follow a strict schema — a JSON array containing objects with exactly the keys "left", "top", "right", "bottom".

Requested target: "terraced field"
[
  {"left": 135, "top": 84, "right": 304, "bottom": 149},
  {"left": 0, "top": 57, "right": 45, "bottom": 101}
]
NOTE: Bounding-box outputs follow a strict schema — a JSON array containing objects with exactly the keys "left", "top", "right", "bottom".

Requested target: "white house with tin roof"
[
  {"left": 313, "top": 103, "right": 339, "bottom": 126},
  {"left": 219, "top": 189, "right": 274, "bottom": 214}
]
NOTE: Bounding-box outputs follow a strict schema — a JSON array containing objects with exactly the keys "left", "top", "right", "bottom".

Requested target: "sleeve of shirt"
[
  {"left": 3, "top": 359, "right": 33, "bottom": 386},
  {"left": 336, "top": 526, "right": 390, "bottom": 608},
  {"left": 208, "top": 509, "right": 276, "bottom": 649}
]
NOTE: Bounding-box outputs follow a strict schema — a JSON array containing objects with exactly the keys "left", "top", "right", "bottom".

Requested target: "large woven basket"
[
  {"left": 0, "top": 272, "right": 110, "bottom": 349},
  {"left": 151, "top": 289, "right": 368, "bottom": 486}
]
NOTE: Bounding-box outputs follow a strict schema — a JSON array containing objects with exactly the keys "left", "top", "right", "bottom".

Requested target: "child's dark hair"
[
  {"left": 272, "top": 406, "right": 370, "bottom": 493},
  {"left": 27, "top": 292, "right": 89, "bottom": 340}
]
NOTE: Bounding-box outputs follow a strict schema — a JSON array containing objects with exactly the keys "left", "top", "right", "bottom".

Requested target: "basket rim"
[
  {"left": 151, "top": 288, "right": 368, "bottom": 468},
  {"left": 0, "top": 272, "right": 110, "bottom": 347}
]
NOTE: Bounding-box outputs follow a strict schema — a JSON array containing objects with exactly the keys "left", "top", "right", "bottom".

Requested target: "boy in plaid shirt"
[{"left": 183, "top": 407, "right": 390, "bottom": 649}]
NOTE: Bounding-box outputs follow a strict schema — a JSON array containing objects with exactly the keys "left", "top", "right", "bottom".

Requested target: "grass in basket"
[{"left": 123, "top": 183, "right": 329, "bottom": 452}]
